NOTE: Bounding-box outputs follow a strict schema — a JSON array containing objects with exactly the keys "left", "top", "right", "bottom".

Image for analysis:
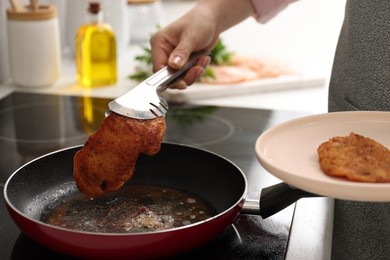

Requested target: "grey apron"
[{"left": 328, "top": 1, "right": 390, "bottom": 259}]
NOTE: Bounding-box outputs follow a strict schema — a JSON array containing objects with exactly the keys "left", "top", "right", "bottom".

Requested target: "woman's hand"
[
  {"left": 150, "top": 0, "right": 254, "bottom": 89},
  {"left": 150, "top": 7, "right": 217, "bottom": 88}
]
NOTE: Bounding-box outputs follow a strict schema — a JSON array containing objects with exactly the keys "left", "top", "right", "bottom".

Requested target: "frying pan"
[{"left": 4, "top": 143, "right": 315, "bottom": 259}]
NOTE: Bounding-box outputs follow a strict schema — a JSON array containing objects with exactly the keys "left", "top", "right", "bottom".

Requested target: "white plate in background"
[{"left": 163, "top": 74, "right": 325, "bottom": 103}]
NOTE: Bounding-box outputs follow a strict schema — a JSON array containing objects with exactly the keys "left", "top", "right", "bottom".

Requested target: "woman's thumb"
[{"left": 168, "top": 45, "right": 193, "bottom": 69}]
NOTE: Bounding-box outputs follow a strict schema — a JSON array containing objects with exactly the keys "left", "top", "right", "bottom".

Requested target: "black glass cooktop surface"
[{"left": 0, "top": 92, "right": 307, "bottom": 259}]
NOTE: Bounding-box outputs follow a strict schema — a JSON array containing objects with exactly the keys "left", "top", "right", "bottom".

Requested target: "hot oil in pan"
[{"left": 40, "top": 184, "right": 217, "bottom": 233}]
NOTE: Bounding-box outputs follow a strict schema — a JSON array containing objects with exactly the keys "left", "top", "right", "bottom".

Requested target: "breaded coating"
[
  {"left": 73, "top": 113, "right": 166, "bottom": 197},
  {"left": 317, "top": 132, "right": 390, "bottom": 182}
]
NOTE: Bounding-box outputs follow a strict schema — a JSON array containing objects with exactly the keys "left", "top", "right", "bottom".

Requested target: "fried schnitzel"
[
  {"left": 73, "top": 113, "right": 166, "bottom": 197},
  {"left": 317, "top": 132, "right": 390, "bottom": 182}
]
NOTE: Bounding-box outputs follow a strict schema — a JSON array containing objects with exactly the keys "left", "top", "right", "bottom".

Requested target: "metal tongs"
[{"left": 108, "top": 51, "right": 209, "bottom": 119}]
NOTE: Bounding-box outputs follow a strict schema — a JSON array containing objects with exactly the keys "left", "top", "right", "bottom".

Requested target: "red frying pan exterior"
[
  {"left": 6, "top": 204, "right": 240, "bottom": 259},
  {"left": 4, "top": 143, "right": 247, "bottom": 259}
]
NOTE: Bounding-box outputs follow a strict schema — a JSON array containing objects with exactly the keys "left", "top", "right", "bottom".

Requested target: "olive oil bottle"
[{"left": 75, "top": 2, "right": 117, "bottom": 87}]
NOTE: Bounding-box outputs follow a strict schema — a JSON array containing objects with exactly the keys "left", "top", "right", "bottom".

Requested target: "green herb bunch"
[{"left": 128, "top": 38, "right": 233, "bottom": 82}]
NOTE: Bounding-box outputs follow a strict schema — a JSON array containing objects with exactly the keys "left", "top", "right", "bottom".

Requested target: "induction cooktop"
[{"left": 0, "top": 91, "right": 307, "bottom": 259}]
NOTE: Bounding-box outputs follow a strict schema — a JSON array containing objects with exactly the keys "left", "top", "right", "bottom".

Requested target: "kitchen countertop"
[
  {"left": 0, "top": 0, "right": 346, "bottom": 259},
  {"left": 0, "top": 0, "right": 345, "bottom": 114}
]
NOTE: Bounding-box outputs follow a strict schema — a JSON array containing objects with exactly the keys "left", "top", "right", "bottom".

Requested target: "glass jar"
[
  {"left": 127, "top": 0, "right": 164, "bottom": 43},
  {"left": 6, "top": 3, "right": 61, "bottom": 87}
]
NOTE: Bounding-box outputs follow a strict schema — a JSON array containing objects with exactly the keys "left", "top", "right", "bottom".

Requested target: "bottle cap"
[{"left": 88, "top": 2, "right": 100, "bottom": 14}]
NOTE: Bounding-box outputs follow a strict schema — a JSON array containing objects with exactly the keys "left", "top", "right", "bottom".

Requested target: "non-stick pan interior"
[
  {"left": 5, "top": 143, "right": 247, "bottom": 222},
  {"left": 5, "top": 147, "right": 79, "bottom": 220}
]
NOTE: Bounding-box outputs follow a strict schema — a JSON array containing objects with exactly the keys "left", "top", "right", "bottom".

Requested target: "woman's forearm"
[
  {"left": 192, "top": 0, "right": 256, "bottom": 34},
  {"left": 251, "top": 0, "right": 298, "bottom": 23}
]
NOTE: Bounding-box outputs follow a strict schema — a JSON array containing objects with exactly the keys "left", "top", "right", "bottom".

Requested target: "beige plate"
[{"left": 255, "top": 111, "right": 390, "bottom": 201}]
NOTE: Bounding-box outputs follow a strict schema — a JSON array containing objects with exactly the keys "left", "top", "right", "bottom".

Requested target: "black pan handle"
[
  {"left": 259, "top": 182, "right": 319, "bottom": 219},
  {"left": 241, "top": 182, "right": 319, "bottom": 218}
]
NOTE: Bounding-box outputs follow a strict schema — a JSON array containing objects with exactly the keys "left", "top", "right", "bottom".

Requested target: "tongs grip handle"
[{"left": 145, "top": 50, "right": 209, "bottom": 92}]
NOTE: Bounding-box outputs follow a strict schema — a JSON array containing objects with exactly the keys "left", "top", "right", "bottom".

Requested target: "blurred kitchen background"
[
  {"left": 0, "top": 1, "right": 347, "bottom": 258},
  {"left": 0, "top": 0, "right": 346, "bottom": 113}
]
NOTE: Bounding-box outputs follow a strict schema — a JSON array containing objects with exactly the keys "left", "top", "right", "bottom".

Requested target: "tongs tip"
[
  {"left": 107, "top": 97, "right": 168, "bottom": 120},
  {"left": 108, "top": 50, "right": 209, "bottom": 120}
]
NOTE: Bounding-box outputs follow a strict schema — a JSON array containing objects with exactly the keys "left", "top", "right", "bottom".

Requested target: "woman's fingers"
[{"left": 169, "top": 55, "right": 211, "bottom": 89}]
